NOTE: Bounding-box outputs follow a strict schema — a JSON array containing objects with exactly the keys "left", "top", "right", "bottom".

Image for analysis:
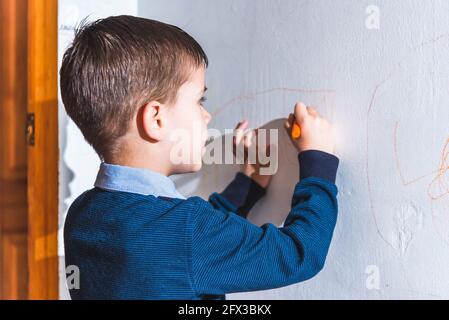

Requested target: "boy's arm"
[
  {"left": 208, "top": 172, "right": 266, "bottom": 218},
  {"left": 191, "top": 150, "right": 339, "bottom": 295}
]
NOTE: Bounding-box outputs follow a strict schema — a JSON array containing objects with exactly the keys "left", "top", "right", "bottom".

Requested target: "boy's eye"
[{"left": 199, "top": 96, "right": 207, "bottom": 106}]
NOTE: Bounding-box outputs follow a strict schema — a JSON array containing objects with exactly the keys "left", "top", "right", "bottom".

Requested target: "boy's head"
[{"left": 60, "top": 15, "right": 211, "bottom": 174}]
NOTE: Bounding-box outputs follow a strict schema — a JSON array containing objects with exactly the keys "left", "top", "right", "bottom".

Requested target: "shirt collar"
[{"left": 94, "top": 163, "right": 186, "bottom": 199}]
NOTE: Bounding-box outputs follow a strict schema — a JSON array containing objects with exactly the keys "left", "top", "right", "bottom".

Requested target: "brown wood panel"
[
  {"left": 0, "top": 0, "right": 29, "bottom": 300},
  {"left": 0, "top": 0, "right": 27, "bottom": 180},
  {"left": 1, "top": 234, "right": 28, "bottom": 299},
  {"left": 27, "top": 0, "right": 59, "bottom": 299}
]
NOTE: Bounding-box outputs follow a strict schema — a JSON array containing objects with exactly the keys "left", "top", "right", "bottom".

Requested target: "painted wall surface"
[{"left": 59, "top": 0, "right": 449, "bottom": 299}]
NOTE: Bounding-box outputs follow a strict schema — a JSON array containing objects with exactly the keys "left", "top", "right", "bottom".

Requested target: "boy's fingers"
[
  {"left": 307, "top": 106, "right": 319, "bottom": 117},
  {"left": 235, "top": 120, "right": 248, "bottom": 130},
  {"left": 294, "top": 102, "right": 308, "bottom": 123},
  {"left": 234, "top": 120, "right": 248, "bottom": 145},
  {"left": 242, "top": 130, "right": 254, "bottom": 149},
  {"left": 284, "top": 114, "right": 294, "bottom": 129}
]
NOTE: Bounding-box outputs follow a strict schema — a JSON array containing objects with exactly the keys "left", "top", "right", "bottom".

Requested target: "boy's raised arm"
[
  {"left": 190, "top": 149, "right": 339, "bottom": 295},
  {"left": 208, "top": 172, "right": 267, "bottom": 218}
]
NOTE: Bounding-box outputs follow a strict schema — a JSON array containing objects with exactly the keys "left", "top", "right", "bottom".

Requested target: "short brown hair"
[{"left": 60, "top": 15, "right": 208, "bottom": 160}]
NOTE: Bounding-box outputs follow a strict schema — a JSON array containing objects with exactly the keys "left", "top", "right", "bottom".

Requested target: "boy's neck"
[
  {"left": 104, "top": 155, "right": 171, "bottom": 177},
  {"left": 103, "top": 136, "right": 175, "bottom": 177}
]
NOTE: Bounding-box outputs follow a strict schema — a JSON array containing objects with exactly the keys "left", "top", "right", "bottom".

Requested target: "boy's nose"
[{"left": 204, "top": 109, "right": 212, "bottom": 125}]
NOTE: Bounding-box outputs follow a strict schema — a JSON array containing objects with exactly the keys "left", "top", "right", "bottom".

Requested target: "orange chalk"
[{"left": 291, "top": 123, "right": 301, "bottom": 139}]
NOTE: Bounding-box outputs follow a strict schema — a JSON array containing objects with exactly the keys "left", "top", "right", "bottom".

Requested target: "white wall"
[
  {"left": 138, "top": 0, "right": 449, "bottom": 299},
  {"left": 59, "top": 0, "right": 449, "bottom": 299}
]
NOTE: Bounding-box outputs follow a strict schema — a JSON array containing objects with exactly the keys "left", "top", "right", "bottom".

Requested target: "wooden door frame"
[
  {"left": 27, "top": 0, "right": 59, "bottom": 299},
  {"left": 0, "top": 0, "right": 28, "bottom": 300}
]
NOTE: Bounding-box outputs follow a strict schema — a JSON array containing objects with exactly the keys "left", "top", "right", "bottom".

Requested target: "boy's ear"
[{"left": 140, "top": 101, "right": 164, "bottom": 142}]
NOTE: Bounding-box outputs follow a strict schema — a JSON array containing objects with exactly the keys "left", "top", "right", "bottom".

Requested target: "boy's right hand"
[{"left": 284, "top": 102, "right": 336, "bottom": 155}]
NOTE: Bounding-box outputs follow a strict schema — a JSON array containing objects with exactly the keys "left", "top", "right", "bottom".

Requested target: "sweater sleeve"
[
  {"left": 208, "top": 172, "right": 267, "bottom": 218},
  {"left": 190, "top": 150, "right": 339, "bottom": 295}
]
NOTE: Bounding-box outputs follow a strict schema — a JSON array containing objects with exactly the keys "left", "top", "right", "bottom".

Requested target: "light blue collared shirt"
[{"left": 94, "top": 163, "right": 186, "bottom": 199}]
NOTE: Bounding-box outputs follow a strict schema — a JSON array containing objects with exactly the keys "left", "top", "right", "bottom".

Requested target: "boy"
[{"left": 61, "top": 15, "right": 339, "bottom": 300}]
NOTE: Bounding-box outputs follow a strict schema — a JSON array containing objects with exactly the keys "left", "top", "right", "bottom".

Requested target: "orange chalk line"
[
  {"left": 393, "top": 121, "right": 449, "bottom": 201},
  {"left": 211, "top": 87, "right": 335, "bottom": 166},
  {"left": 366, "top": 33, "right": 449, "bottom": 251},
  {"left": 211, "top": 87, "right": 335, "bottom": 117}
]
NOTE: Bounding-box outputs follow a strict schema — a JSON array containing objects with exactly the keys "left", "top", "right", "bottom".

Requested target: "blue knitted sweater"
[{"left": 64, "top": 150, "right": 339, "bottom": 300}]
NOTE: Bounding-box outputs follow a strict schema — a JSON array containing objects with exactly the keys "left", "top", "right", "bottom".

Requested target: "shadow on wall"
[
  {"left": 58, "top": 99, "right": 75, "bottom": 300},
  {"left": 172, "top": 118, "right": 300, "bottom": 227},
  {"left": 59, "top": 101, "right": 75, "bottom": 231}
]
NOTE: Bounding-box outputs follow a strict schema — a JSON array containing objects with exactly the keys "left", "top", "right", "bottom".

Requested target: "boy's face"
[{"left": 166, "top": 66, "right": 211, "bottom": 173}]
